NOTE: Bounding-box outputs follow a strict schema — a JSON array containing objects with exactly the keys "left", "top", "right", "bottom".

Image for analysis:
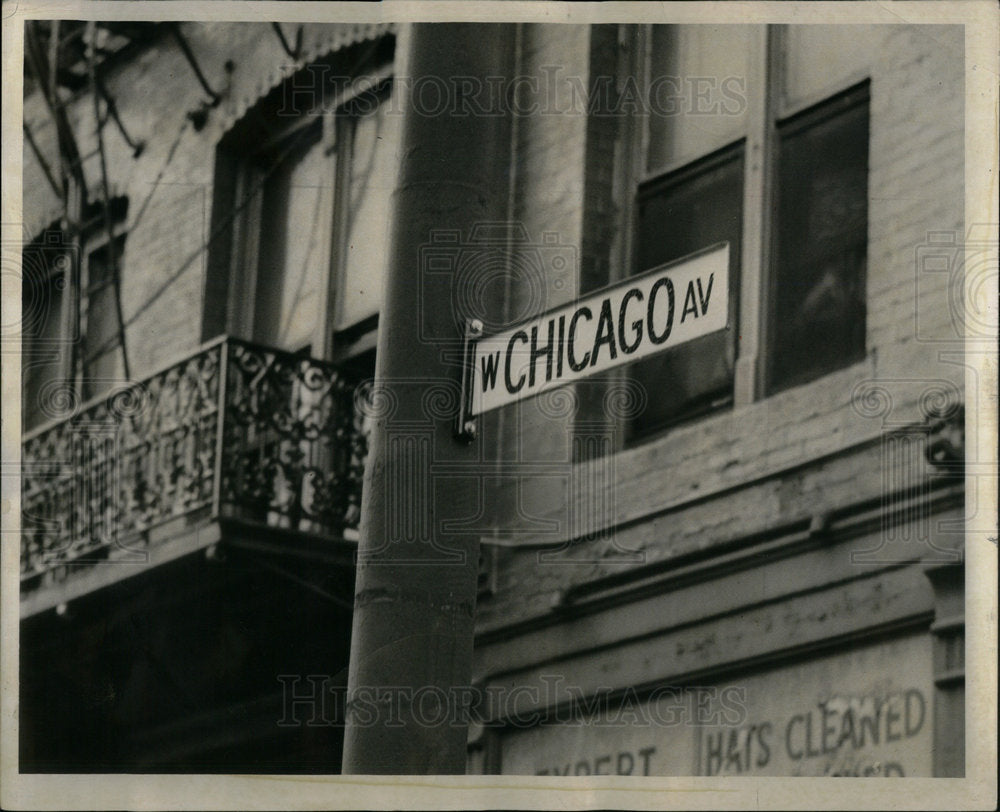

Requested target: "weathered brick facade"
[{"left": 476, "top": 23, "right": 964, "bottom": 625}]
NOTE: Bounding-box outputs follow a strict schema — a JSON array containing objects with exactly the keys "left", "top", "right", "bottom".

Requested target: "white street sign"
[{"left": 470, "top": 243, "right": 729, "bottom": 417}]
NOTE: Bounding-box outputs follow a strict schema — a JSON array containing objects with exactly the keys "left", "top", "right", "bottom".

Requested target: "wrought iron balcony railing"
[{"left": 21, "top": 337, "right": 369, "bottom": 595}]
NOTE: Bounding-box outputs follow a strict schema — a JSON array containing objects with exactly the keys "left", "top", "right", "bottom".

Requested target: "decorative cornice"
[{"left": 476, "top": 478, "right": 964, "bottom": 645}]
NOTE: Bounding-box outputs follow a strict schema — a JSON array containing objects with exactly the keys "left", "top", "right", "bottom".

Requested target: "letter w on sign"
[{"left": 470, "top": 242, "right": 730, "bottom": 416}]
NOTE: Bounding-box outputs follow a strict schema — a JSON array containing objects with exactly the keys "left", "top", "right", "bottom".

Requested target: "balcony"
[{"left": 20, "top": 337, "right": 369, "bottom": 616}]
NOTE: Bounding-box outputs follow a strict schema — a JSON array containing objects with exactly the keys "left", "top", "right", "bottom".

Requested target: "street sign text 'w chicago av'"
[{"left": 457, "top": 242, "right": 729, "bottom": 435}]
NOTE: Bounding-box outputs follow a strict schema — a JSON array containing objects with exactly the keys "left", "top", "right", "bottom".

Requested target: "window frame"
[
  {"left": 80, "top": 228, "right": 128, "bottom": 400},
  {"left": 327, "top": 73, "right": 395, "bottom": 364},
  {"left": 626, "top": 139, "right": 746, "bottom": 442},
  {"left": 773, "top": 24, "right": 876, "bottom": 120},
  {"left": 613, "top": 23, "right": 871, "bottom": 444},
  {"left": 211, "top": 46, "right": 396, "bottom": 365},
  {"left": 764, "top": 79, "right": 871, "bottom": 396},
  {"left": 21, "top": 230, "right": 75, "bottom": 431},
  {"left": 225, "top": 100, "right": 338, "bottom": 359}
]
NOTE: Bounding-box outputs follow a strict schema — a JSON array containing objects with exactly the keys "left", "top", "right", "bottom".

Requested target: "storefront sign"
[
  {"left": 697, "top": 686, "right": 928, "bottom": 777},
  {"left": 468, "top": 243, "right": 729, "bottom": 417},
  {"left": 692, "top": 634, "right": 934, "bottom": 777},
  {"left": 498, "top": 635, "right": 933, "bottom": 776}
]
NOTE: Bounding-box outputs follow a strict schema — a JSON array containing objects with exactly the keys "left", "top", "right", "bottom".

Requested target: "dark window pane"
[
  {"left": 83, "top": 235, "right": 126, "bottom": 399},
  {"left": 21, "top": 241, "right": 67, "bottom": 429},
  {"left": 628, "top": 144, "right": 743, "bottom": 439},
  {"left": 768, "top": 84, "right": 869, "bottom": 393},
  {"left": 85, "top": 235, "right": 123, "bottom": 290}
]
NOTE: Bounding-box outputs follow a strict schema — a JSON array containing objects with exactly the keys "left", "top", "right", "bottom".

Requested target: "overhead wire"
[
  {"left": 121, "top": 113, "right": 329, "bottom": 330},
  {"left": 23, "top": 20, "right": 86, "bottom": 394},
  {"left": 34, "top": 29, "right": 393, "bottom": 356},
  {"left": 86, "top": 20, "right": 131, "bottom": 381},
  {"left": 22, "top": 121, "right": 63, "bottom": 199},
  {"left": 125, "top": 117, "right": 190, "bottom": 239},
  {"left": 122, "top": 37, "right": 387, "bottom": 330}
]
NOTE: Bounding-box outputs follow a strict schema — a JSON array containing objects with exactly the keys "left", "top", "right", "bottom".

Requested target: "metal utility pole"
[{"left": 341, "top": 23, "right": 515, "bottom": 774}]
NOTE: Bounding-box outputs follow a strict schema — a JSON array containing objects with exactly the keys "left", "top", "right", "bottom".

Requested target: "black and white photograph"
[{"left": 1, "top": 1, "right": 996, "bottom": 809}]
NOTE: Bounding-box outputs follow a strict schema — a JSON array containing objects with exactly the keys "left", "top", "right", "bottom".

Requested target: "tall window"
[
  {"left": 621, "top": 24, "right": 873, "bottom": 440},
  {"left": 81, "top": 232, "right": 127, "bottom": 399},
  {"left": 332, "top": 86, "right": 395, "bottom": 343},
  {"left": 22, "top": 202, "right": 129, "bottom": 429},
  {"left": 247, "top": 116, "right": 330, "bottom": 353},
  {"left": 632, "top": 145, "right": 743, "bottom": 436},
  {"left": 21, "top": 231, "right": 71, "bottom": 431},
  {"left": 205, "top": 37, "right": 397, "bottom": 368},
  {"left": 768, "top": 84, "right": 868, "bottom": 393}
]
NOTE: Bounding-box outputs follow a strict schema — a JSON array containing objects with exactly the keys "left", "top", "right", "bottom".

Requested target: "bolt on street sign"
[{"left": 458, "top": 242, "right": 729, "bottom": 429}]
